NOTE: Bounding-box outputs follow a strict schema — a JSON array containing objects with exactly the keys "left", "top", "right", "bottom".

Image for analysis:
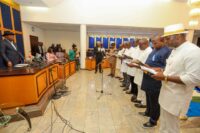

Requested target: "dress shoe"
[
  {"left": 138, "top": 112, "right": 150, "bottom": 117},
  {"left": 131, "top": 95, "right": 137, "bottom": 102},
  {"left": 142, "top": 121, "right": 157, "bottom": 128},
  {"left": 107, "top": 74, "right": 112, "bottom": 76},
  {"left": 179, "top": 116, "right": 188, "bottom": 121},
  {"left": 133, "top": 99, "right": 141, "bottom": 103},
  {"left": 120, "top": 85, "right": 126, "bottom": 87},
  {"left": 126, "top": 91, "right": 132, "bottom": 94},
  {"left": 111, "top": 74, "right": 115, "bottom": 78},
  {"left": 135, "top": 103, "right": 146, "bottom": 108},
  {"left": 119, "top": 78, "right": 123, "bottom": 80},
  {"left": 123, "top": 88, "right": 128, "bottom": 91}
]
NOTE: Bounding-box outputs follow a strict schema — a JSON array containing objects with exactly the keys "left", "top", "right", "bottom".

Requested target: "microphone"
[{"left": 16, "top": 107, "right": 32, "bottom": 131}]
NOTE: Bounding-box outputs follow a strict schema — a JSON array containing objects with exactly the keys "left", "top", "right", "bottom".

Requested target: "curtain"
[
  {"left": 116, "top": 37, "right": 122, "bottom": 49},
  {"left": 89, "top": 36, "right": 95, "bottom": 48},
  {"left": 103, "top": 37, "right": 109, "bottom": 49}
]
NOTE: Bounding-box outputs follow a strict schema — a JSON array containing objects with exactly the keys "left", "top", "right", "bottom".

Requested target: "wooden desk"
[
  {"left": 70, "top": 61, "right": 76, "bottom": 75},
  {"left": 85, "top": 58, "right": 110, "bottom": 70},
  {"left": 0, "top": 63, "right": 59, "bottom": 109},
  {"left": 58, "top": 62, "right": 70, "bottom": 79},
  {"left": 58, "top": 61, "right": 76, "bottom": 79}
]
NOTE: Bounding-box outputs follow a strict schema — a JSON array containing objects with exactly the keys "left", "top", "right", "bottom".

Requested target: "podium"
[{"left": 85, "top": 58, "right": 110, "bottom": 70}]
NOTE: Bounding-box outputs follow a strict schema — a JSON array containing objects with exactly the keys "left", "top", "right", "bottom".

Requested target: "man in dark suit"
[
  {"left": 94, "top": 42, "right": 105, "bottom": 73},
  {"left": 0, "top": 31, "right": 24, "bottom": 68}
]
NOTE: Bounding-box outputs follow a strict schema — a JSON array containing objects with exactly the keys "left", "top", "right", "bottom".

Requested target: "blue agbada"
[{"left": 141, "top": 46, "right": 172, "bottom": 92}]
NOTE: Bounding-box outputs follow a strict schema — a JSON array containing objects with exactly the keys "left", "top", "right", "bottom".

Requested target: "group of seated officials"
[
  {"left": 92, "top": 24, "right": 200, "bottom": 133},
  {"left": 0, "top": 30, "right": 80, "bottom": 70}
]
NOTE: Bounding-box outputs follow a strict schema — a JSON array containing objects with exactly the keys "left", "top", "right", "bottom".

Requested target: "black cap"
[{"left": 2, "top": 31, "right": 15, "bottom": 36}]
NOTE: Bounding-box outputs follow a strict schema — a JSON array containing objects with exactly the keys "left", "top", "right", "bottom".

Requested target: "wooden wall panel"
[
  {"left": 12, "top": 8, "right": 22, "bottom": 32},
  {"left": 36, "top": 71, "right": 48, "bottom": 97},
  {"left": 0, "top": 2, "right": 13, "bottom": 30},
  {"left": 70, "top": 61, "right": 76, "bottom": 75}
]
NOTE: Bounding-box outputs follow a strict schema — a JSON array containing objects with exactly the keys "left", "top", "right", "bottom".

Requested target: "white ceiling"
[
  {"left": 26, "top": 22, "right": 80, "bottom": 31},
  {"left": 15, "top": 0, "right": 188, "bottom": 7},
  {"left": 25, "top": 22, "right": 163, "bottom": 36},
  {"left": 15, "top": 0, "right": 64, "bottom": 7},
  {"left": 15, "top": 0, "right": 47, "bottom": 7}
]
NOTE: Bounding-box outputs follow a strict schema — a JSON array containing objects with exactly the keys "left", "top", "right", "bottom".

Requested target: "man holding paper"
[
  {"left": 128, "top": 38, "right": 152, "bottom": 104},
  {"left": 140, "top": 36, "right": 171, "bottom": 128},
  {"left": 152, "top": 24, "right": 200, "bottom": 133},
  {"left": 125, "top": 39, "right": 140, "bottom": 99},
  {"left": 120, "top": 42, "right": 132, "bottom": 90}
]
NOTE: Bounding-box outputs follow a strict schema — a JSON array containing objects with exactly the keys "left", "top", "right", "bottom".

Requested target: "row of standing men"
[{"left": 110, "top": 24, "right": 200, "bottom": 133}]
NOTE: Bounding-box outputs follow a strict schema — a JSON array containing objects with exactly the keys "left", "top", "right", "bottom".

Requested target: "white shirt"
[
  {"left": 120, "top": 48, "right": 128, "bottom": 73},
  {"left": 159, "top": 41, "right": 200, "bottom": 116},
  {"left": 98, "top": 47, "right": 105, "bottom": 52},
  {"left": 121, "top": 47, "right": 135, "bottom": 73},
  {"left": 127, "top": 46, "right": 140, "bottom": 77},
  {"left": 117, "top": 48, "right": 125, "bottom": 57},
  {"left": 116, "top": 48, "right": 125, "bottom": 69},
  {"left": 134, "top": 47, "right": 152, "bottom": 86}
]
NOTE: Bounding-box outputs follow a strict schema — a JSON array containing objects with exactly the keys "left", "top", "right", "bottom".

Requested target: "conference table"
[{"left": 0, "top": 61, "right": 76, "bottom": 109}]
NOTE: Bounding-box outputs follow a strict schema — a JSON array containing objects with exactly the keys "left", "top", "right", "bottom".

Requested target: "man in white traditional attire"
[
  {"left": 115, "top": 44, "right": 125, "bottom": 79},
  {"left": 152, "top": 23, "right": 200, "bottom": 133},
  {"left": 133, "top": 38, "right": 152, "bottom": 106},
  {"left": 125, "top": 40, "right": 140, "bottom": 99}
]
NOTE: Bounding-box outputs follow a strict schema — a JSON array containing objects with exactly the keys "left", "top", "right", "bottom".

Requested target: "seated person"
[
  {"left": 56, "top": 47, "right": 65, "bottom": 61},
  {"left": 46, "top": 47, "right": 57, "bottom": 62},
  {"left": 86, "top": 49, "right": 94, "bottom": 57}
]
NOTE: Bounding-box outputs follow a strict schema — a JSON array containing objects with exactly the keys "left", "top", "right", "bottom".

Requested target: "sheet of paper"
[
  {"left": 140, "top": 66, "right": 157, "bottom": 75},
  {"left": 123, "top": 60, "right": 131, "bottom": 64},
  {"left": 14, "top": 64, "right": 29, "bottom": 68}
]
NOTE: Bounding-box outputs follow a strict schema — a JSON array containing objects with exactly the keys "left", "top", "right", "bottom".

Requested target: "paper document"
[
  {"left": 124, "top": 61, "right": 140, "bottom": 67},
  {"left": 123, "top": 60, "right": 131, "bottom": 64},
  {"left": 140, "top": 66, "right": 157, "bottom": 75},
  {"left": 14, "top": 64, "right": 29, "bottom": 68}
]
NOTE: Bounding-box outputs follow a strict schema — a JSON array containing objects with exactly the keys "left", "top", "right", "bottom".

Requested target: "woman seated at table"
[
  {"left": 46, "top": 47, "right": 58, "bottom": 62},
  {"left": 56, "top": 47, "right": 65, "bottom": 61}
]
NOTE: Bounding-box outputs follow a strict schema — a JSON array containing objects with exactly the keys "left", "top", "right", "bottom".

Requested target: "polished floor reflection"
[{"left": 0, "top": 70, "right": 200, "bottom": 133}]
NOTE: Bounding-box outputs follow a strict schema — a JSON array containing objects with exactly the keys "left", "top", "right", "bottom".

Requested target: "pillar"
[{"left": 80, "top": 24, "right": 87, "bottom": 69}]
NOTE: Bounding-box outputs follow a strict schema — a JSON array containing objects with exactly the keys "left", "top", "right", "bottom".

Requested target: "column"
[
  {"left": 186, "top": 30, "right": 194, "bottom": 42},
  {"left": 80, "top": 24, "right": 87, "bottom": 69}
]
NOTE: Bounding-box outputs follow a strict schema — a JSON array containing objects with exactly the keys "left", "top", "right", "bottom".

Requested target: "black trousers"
[
  {"left": 130, "top": 76, "right": 138, "bottom": 96},
  {"left": 122, "top": 72, "right": 127, "bottom": 85},
  {"left": 145, "top": 90, "right": 160, "bottom": 124},
  {"left": 95, "top": 59, "right": 102, "bottom": 72}
]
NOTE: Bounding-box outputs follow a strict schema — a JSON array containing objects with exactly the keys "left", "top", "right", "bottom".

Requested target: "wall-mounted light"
[
  {"left": 189, "top": 20, "right": 199, "bottom": 26},
  {"left": 26, "top": 6, "right": 49, "bottom": 12},
  {"left": 189, "top": 8, "right": 200, "bottom": 17},
  {"left": 189, "top": 0, "right": 200, "bottom": 7}
]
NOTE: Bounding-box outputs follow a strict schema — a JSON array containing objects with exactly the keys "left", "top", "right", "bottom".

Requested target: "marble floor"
[{"left": 0, "top": 70, "right": 200, "bottom": 133}]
